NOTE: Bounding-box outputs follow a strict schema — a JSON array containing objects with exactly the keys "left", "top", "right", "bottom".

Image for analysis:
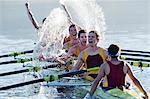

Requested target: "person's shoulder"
[
  {"left": 63, "top": 36, "right": 71, "bottom": 44},
  {"left": 98, "top": 47, "right": 108, "bottom": 55},
  {"left": 102, "top": 61, "right": 109, "bottom": 66},
  {"left": 65, "top": 35, "right": 71, "bottom": 40},
  {"left": 79, "top": 48, "right": 88, "bottom": 57},
  {"left": 98, "top": 47, "right": 107, "bottom": 51},
  {"left": 100, "top": 62, "right": 109, "bottom": 70}
]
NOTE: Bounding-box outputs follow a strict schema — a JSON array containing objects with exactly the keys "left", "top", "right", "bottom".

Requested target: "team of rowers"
[{"left": 25, "top": 2, "right": 148, "bottom": 98}]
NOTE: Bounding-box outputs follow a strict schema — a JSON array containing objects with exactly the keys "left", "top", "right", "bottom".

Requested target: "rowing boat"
[{"left": 30, "top": 65, "right": 142, "bottom": 99}]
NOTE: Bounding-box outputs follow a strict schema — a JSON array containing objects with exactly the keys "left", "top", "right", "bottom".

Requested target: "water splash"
[
  {"left": 33, "top": 8, "right": 70, "bottom": 62},
  {"left": 60, "top": 0, "right": 106, "bottom": 40},
  {"left": 31, "top": 0, "right": 106, "bottom": 98},
  {"left": 33, "top": 0, "right": 106, "bottom": 61}
]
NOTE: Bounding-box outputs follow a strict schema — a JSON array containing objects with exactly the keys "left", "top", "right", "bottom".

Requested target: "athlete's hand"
[
  {"left": 143, "top": 92, "right": 149, "bottom": 99},
  {"left": 39, "top": 54, "right": 46, "bottom": 61},
  {"left": 25, "top": 2, "right": 30, "bottom": 9}
]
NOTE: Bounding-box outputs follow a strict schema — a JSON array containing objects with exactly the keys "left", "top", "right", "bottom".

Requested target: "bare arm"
[
  {"left": 56, "top": 46, "right": 75, "bottom": 62},
  {"left": 89, "top": 63, "right": 105, "bottom": 96},
  {"left": 63, "top": 42, "right": 69, "bottom": 51},
  {"left": 61, "top": 4, "right": 82, "bottom": 31},
  {"left": 127, "top": 64, "right": 148, "bottom": 98},
  {"left": 25, "top": 2, "right": 40, "bottom": 30},
  {"left": 61, "top": 4, "right": 73, "bottom": 25},
  {"left": 103, "top": 50, "right": 109, "bottom": 61},
  {"left": 71, "top": 51, "right": 84, "bottom": 71},
  {"left": 67, "top": 45, "right": 77, "bottom": 57}
]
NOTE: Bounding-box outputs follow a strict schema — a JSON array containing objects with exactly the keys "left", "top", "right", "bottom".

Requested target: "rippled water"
[{"left": 0, "top": 0, "right": 150, "bottom": 98}]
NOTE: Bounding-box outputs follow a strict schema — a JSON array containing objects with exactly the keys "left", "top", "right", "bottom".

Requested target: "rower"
[
  {"left": 56, "top": 30, "right": 88, "bottom": 70},
  {"left": 86, "top": 44, "right": 148, "bottom": 99},
  {"left": 72, "top": 30, "right": 108, "bottom": 81},
  {"left": 59, "top": 30, "right": 88, "bottom": 60},
  {"left": 63, "top": 24, "right": 79, "bottom": 52},
  {"left": 67, "top": 29, "right": 88, "bottom": 57},
  {"left": 25, "top": 2, "right": 46, "bottom": 37}
]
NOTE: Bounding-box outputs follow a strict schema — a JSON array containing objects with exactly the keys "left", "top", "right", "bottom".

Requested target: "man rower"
[
  {"left": 72, "top": 30, "right": 108, "bottom": 81},
  {"left": 86, "top": 44, "right": 148, "bottom": 99}
]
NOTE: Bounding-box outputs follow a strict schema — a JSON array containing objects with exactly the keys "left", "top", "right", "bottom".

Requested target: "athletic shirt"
[
  {"left": 107, "top": 61, "right": 126, "bottom": 88},
  {"left": 63, "top": 36, "right": 79, "bottom": 52},
  {"left": 83, "top": 48, "right": 106, "bottom": 81},
  {"left": 63, "top": 35, "right": 71, "bottom": 44},
  {"left": 75, "top": 45, "right": 80, "bottom": 57}
]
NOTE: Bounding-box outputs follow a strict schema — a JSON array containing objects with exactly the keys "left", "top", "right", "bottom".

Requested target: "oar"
[
  {"left": 0, "top": 61, "right": 72, "bottom": 77},
  {"left": 0, "top": 58, "right": 32, "bottom": 65},
  {"left": 61, "top": 3, "right": 73, "bottom": 24},
  {"left": 122, "top": 57, "right": 150, "bottom": 63},
  {"left": 1, "top": 49, "right": 149, "bottom": 59},
  {"left": 121, "top": 49, "right": 150, "bottom": 54},
  {"left": 121, "top": 53, "right": 150, "bottom": 58},
  {"left": 0, "top": 50, "right": 33, "bottom": 58},
  {"left": 61, "top": 3, "right": 82, "bottom": 30},
  {"left": 0, "top": 67, "right": 98, "bottom": 90},
  {"left": 129, "top": 61, "right": 150, "bottom": 67}
]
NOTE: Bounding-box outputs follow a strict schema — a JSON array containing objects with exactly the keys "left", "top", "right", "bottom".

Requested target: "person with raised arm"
[{"left": 25, "top": 2, "right": 46, "bottom": 31}]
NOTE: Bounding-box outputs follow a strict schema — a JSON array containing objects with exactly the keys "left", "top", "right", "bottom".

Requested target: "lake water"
[{"left": 0, "top": 0, "right": 150, "bottom": 98}]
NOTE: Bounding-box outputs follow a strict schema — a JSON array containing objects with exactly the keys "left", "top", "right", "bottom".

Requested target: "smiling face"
[
  {"left": 79, "top": 32, "right": 87, "bottom": 45},
  {"left": 88, "top": 31, "right": 99, "bottom": 46},
  {"left": 69, "top": 25, "right": 77, "bottom": 38}
]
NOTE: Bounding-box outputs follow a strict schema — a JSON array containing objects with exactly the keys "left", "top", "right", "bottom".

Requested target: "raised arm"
[
  {"left": 126, "top": 64, "right": 148, "bottom": 98},
  {"left": 61, "top": 4, "right": 82, "bottom": 31},
  {"left": 66, "top": 45, "right": 77, "bottom": 57},
  {"left": 61, "top": 4, "right": 73, "bottom": 25},
  {"left": 25, "top": 2, "right": 40, "bottom": 30}
]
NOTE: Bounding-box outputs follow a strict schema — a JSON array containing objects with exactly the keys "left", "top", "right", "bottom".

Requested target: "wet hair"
[
  {"left": 89, "top": 30, "right": 99, "bottom": 40},
  {"left": 69, "top": 24, "right": 76, "bottom": 32},
  {"left": 78, "top": 30, "right": 86, "bottom": 38},
  {"left": 108, "top": 44, "right": 120, "bottom": 58},
  {"left": 42, "top": 18, "right": 46, "bottom": 23}
]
